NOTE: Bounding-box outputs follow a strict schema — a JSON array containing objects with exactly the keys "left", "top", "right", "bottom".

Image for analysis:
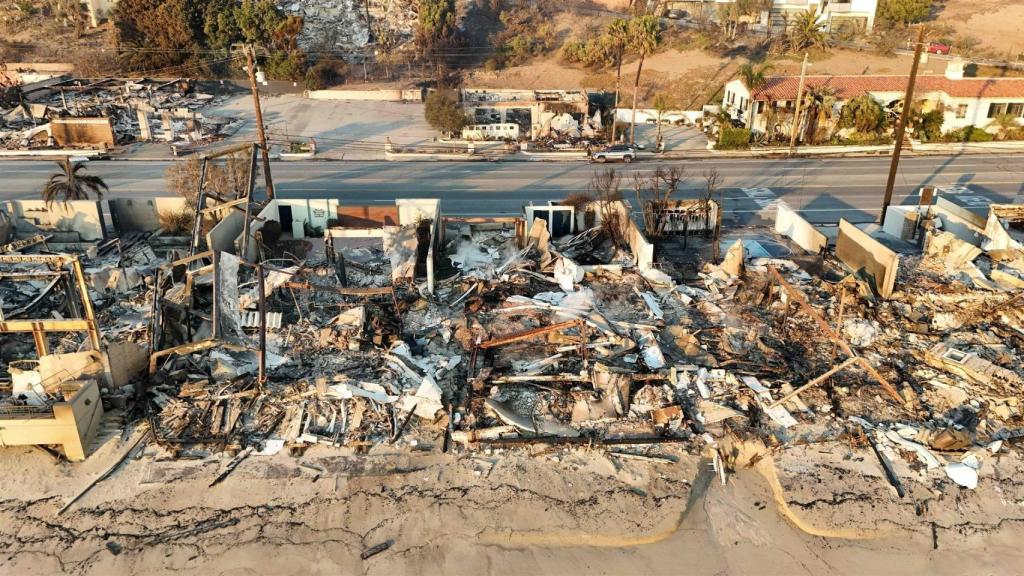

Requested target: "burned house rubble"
[
  {"left": 1, "top": 178, "right": 1023, "bottom": 504},
  {"left": 0, "top": 77, "right": 240, "bottom": 152},
  {"left": 278, "top": 0, "right": 419, "bottom": 53}
]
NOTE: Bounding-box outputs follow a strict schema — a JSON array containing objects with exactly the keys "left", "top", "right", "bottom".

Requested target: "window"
[
  {"left": 956, "top": 104, "right": 968, "bottom": 119},
  {"left": 1009, "top": 103, "right": 1024, "bottom": 118},
  {"left": 988, "top": 103, "right": 1008, "bottom": 118}
]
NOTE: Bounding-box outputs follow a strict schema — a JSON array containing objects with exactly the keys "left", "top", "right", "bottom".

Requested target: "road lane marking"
[{"left": 740, "top": 187, "right": 780, "bottom": 212}]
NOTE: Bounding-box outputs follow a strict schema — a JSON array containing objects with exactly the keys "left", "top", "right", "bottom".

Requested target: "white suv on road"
[{"left": 591, "top": 144, "right": 637, "bottom": 163}]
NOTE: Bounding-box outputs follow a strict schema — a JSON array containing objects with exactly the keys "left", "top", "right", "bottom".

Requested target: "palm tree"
[
  {"left": 789, "top": 7, "right": 828, "bottom": 51},
  {"left": 800, "top": 86, "right": 837, "bottom": 144},
  {"left": 607, "top": 18, "right": 632, "bottom": 142},
  {"left": 990, "top": 113, "right": 1020, "bottom": 141},
  {"left": 738, "top": 62, "right": 772, "bottom": 129},
  {"left": 628, "top": 15, "right": 660, "bottom": 145},
  {"left": 652, "top": 92, "right": 675, "bottom": 149},
  {"left": 838, "top": 93, "right": 885, "bottom": 134},
  {"left": 41, "top": 158, "right": 108, "bottom": 206}
]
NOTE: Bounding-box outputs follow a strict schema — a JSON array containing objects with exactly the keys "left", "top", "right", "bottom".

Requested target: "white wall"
[
  {"left": 881, "top": 205, "right": 919, "bottom": 240},
  {"left": 775, "top": 203, "right": 827, "bottom": 254},
  {"left": 207, "top": 210, "right": 245, "bottom": 254},
  {"left": 307, "top": 89, "right": 423, "bottom": 102},
  {"left": 7, "top": 200, "right": 105, "bottom": 241},
  {"left": 243, "top": 198, "right": 441, "bottom": 261},
  {"left": 108, "top": 197, "right": 188, "bottom": 233}
]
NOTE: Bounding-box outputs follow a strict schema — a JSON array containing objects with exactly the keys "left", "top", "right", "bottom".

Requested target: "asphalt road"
[{"left": 4, "top": 154, "right": 1023, "bottom": 224}]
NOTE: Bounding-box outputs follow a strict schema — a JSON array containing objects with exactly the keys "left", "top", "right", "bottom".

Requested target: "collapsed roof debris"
[
  {"left": 277, "top": 0, "right": 418, "bottom": 53},
  {"left": 0, "top": 78, "right": 240, "bottom": 152},
  {"left": 1, "top": 173, "right": 1022, "bottom": 510}
]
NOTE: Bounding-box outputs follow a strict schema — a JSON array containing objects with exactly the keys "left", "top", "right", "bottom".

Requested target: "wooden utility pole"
[
  {"left": 881, "top": 26, "right": 926, "bottom": 223},
  {"left": 244, "top": 44, "right": 275, "bottom": 200},
  {"left": 789, "top": 53, "right": 809, "bottom": 152}
]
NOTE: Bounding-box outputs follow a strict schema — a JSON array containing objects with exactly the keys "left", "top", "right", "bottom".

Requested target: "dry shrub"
[
  {"left": 158, "top": 207, "right": 194, "bottom": 235},
  {"left": 561, "top": 192, "right": 594, "bottom": 210}
]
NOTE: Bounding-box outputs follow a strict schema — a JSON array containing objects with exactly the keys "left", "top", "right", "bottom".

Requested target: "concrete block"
[
  {"left": 836, "top": 219, "right": 900, "bottom": 299},
  {"left": 775, "top": 203, "right": 827, "bottom": 254}
]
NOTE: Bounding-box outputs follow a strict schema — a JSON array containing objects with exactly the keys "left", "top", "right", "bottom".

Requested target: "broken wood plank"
[
  {"left": 478, "top": 320, "right": 580, "bottom": 350},
  {"left": 608, "top": 451, "right": 677, "bottom": 464},
  {"left": 767, "top": 356, "right": 861, "bottom": 410},
  {"left": 768, "top": 266, "right": 903, "bottom": 405},
  {"left": 282, "top": 281, "right": 393, "bottom": 297},
  {"left": 58, "top": 425, "right": 152, "bottom": 516},
  {"left": 208, "top": 447, "right": 252, "bottom": 487}
]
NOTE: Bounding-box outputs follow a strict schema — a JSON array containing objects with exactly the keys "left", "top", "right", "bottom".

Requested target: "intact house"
[
  {"left": 460, "top": 89, "right": 593, "bottom": 141},
  {"left": 664, "top": 0, "right": 877, "bottom": 33},
  {"left": 721, "top": 59, "right": 1024, "bottom": 142}
]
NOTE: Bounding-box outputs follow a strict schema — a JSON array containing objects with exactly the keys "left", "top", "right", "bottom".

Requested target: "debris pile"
[
  {"left": 278, "top": 0, "right": 418, "bottom": 52},
  {"left": 0, "top": 78, "right": 239, "bottom": 151},
  {"left": 1, "top": 183, "right": 1022, "bottom": 501}
]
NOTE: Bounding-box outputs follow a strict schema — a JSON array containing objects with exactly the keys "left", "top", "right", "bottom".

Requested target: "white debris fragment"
[
  {"left": 945, "top": 462, "right": 978, "bottom": 489},
  {"left": 554, "top": 257, "right": 584, "bottom": 291},
  {"left": 843, "top": 319, "right": 880, "bottom": 347},
  {"left": 636, "top": 329, "right": 666, "bottom": 369},
  {"left": 635, "top": 287, "right": 664, "bottom": 320}
]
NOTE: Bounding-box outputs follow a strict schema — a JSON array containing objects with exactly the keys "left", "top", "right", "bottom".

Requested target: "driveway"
[{"left": 632, "top": 123, "right": 708, "bottom": 152}]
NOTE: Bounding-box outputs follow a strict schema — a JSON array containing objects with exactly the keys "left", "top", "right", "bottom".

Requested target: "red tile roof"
[{"left": 747, "top": 75, "right": 1024, "bottom": 101}]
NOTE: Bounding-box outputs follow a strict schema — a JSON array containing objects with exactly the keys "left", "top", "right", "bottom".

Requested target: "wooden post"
[
  {"left": 881, "top": 26, "right": 926, "bottom": 223},
  {"left": 244, "top": 44, "right": 275, "bottom": 200},
  {"left": 240, "top": 143, "right": 258, "bottom": 262},
  {"left": 789, "top": 53, "right": 809, "bottom": 152}
]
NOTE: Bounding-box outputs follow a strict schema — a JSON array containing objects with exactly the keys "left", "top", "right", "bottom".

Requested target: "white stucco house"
[
  {"left": 722, "top": 59, "right": 1024, "bottom": 139},
  {"left": 665, "top": 0, "right": 877, "bottom": 33}
]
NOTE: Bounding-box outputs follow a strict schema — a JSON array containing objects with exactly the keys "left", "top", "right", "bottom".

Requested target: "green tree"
[
  {"left": 737, "top": 63, "right": 771, "bottom": 129},
  {"left": 417, "top": 0, "right": 458, "bottom": 76},
  {"left": 272, "top": 15, "right": 304, "bottom": 52},
  {"left": 877, "top": 0, "right": 932, "bottom": 27},
  {"left": 424, "top": 90, "right": 467, "bottom": 135},
  {"left": 235, "top": 0, "right": 284, "bottom": 44},
  {"left": 800, "top": 86, "right": 837, "bottom": 144},
  {"left": 627, "top": 15, "right": 660, "bottom": 144},
  {"left": 41, "top": 158, "right": 108, "bottom": 206},
  {"left": 909, "top": 101, "right": 944, "bottom": 141},
  {"left": 990, "top": 113, "right": 1020, "bottom": 140},
  {"left": 838, "top": 93, "right": 886, "bottom": 133},
  {"left": 789, "top": 7, "right": 828, "bottom": 51},
  {"left": 203, "top": 0, "right": 240, "bottom": 51}
]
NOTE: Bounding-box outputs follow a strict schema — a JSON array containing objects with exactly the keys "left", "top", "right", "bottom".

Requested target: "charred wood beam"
[
  {"left": 768, "top": 266, "right": 903, "bottom": 405},
  {"left": 476, "top": 435, "right": 688, "bottom": 447},
  {"left": 767, "top": 356, "right": 860, "bottom": 409},
  {"left": 477, "top": 320, "right": 580, "bottom": 350},
  {"left": 282, "top": 281, "right": 393, "bottom": 297}
]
